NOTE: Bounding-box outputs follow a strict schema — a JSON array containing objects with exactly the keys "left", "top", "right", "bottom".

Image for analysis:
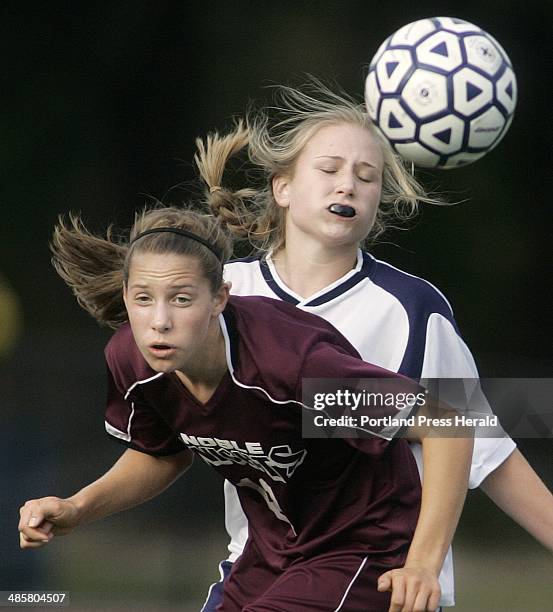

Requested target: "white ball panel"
[
  {"left": 403, "top": 69, "right": 448, "bottom": 118},
  {"left": 441, "top": 150, "right": 488, "bottom": 168},
  {"left": 435, "top": 17, "right": 481, "bottom": 34},
  {"left": 394, "top": 142, "right": 441, "bottom": 167},
  {"left": 489, "top": 115, "right": 514, "bottom": 151},
  {"left": 419, "top": 114, "right": 465, "bottom": 154},
  {"left": 416, "top": 31, "right": 462, "bottom": 72},
  {"left": 463, "top": 35, "right": 503, "bottom": 76},
  {"left": 376, "top": 49, "right": 413, "bottom": 93},
  {"left": 453, "top": 67, "right": 493, "bottom": 116},
  {"left": 364, "top": 71, "right": 380, "bottom": 120},
  {"left": 468, "top": 106, "right": 506, "bottom": 148},
  {"left": 390, "top": 18, "right": 436, "bottom": 46},
  {"left": 496, "top": 67, "right": 517, "bottom": 115},
  {"left": 369, "top": 36, "right": 391, "bottom": 70},
  {"left": 487, "top": 33, "right": 512, "bottom": 66},
  {"left": 379, "top": 99, "right": 417, "bottom": 140}
]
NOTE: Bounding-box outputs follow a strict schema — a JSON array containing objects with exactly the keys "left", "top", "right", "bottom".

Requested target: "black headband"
[{"left": 130, "top": 227, "right": 223, "bottom": 261}]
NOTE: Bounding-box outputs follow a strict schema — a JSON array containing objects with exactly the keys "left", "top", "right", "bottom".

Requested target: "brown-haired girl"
[{"left": 20, "top": 200, "right": 471, "bottom": 612}]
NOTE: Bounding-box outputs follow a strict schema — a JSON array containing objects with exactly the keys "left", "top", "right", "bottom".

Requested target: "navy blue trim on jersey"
[
  {"left": 305, "top": 254, "right": 376, "bottom": 307},
  {"left": 370, "top": 254, "right": 459, "bottom": 380},
  {"left": 200, "top": 560, "right": 233, "bottom": 612},
  {"left": 258, "top": 253, "right": 375, "bottom": 307},
  {"left": 227, "top": 255, "right": 261, "bottom": 264},
  {"left": 259, "top": 258, "right": 300, "bottom": 305}
]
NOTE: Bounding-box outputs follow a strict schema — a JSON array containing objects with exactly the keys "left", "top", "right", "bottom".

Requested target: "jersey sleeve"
[
  {"left": 104, "top": 365, "right": 185, "bottom": 457},
  {"left": 300, "top": 341, "right": 424, "bottom": 456},
  {"left": 420, "top": 312, "right": 516, "bottom": 488}
]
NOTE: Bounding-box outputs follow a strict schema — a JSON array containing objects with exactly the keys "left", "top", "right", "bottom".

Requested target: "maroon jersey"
[{"left": 104, "top": 296, "right": 422, "bottom": 606}]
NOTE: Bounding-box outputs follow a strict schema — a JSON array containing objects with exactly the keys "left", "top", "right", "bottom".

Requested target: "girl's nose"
[{"left": 151, "top": 303, "right": 172, "bottom": 332}]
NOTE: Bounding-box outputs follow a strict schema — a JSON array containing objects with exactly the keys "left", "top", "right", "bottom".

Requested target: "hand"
[
  {"left": 19, "top": 496, "right": 80, "bottom": 549},
  {"left": 377, "top": 565, "right": 441, "bottom": 612}
]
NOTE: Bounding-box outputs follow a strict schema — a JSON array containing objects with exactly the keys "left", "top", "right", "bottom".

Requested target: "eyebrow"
[
  {"left": 129, "top": 283, "right": 197, "bottom": 290},
  {"left": 314, "top": 155, "right": 379, "bottom": 169}
]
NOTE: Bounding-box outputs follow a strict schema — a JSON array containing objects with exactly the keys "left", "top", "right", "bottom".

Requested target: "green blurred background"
[{"left": 1, "top": 1, "right": 551, "bottom": 610}]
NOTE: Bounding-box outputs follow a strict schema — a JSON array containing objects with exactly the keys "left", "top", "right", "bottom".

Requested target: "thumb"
[
  {"left": 26, "top": 499, "right": 62, "bottom": 527},
  {"left": 28, "top": 513, "right": 44, "bottom": 528},
  {"left": 377, "top": 571, "right": 392, "bottom": 592}
]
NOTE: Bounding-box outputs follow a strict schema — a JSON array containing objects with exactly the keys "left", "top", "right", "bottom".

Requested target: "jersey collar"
[{"left": 259, "top": 249, "right": 376, "bottom": 307}]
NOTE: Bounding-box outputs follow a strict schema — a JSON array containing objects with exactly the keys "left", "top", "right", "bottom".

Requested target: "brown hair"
[{"left": 51, "top": 206, "right": 232, "bottom": 329}]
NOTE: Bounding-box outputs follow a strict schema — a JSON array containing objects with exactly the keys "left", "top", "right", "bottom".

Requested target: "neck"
[
  {"left": 176, "top": 318, "right": 228, "bottom": 403},
  {"left": 272, "top": 236, "right": 359, "bottom": 299}
]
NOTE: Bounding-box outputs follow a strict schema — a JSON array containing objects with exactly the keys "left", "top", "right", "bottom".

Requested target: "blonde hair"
[
  {"left": 51, "top": 205, "right": 232, "bottom": 328},
  {"left": 195, "top": 79, "right": 441, "bottom": 253}
]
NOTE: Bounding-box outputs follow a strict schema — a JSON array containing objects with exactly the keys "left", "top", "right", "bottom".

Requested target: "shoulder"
[
  {"left": 228, "top": 295, "right": 358, "bottom": 351},
  {"left": 224, "top": 255, "right": 261, "bottom": 278},
  {"left": 225, "top": 255, "right": 262, "bottom": 267},
  {"left": 105, "top": 323, "right": 158, "bottom": 393},
  {"left": 367, "top": 253, "right": 455, "bottom": 323},
  {"left": 363, "top": 254, "right": 475, "bottom": 377},
  {"left": 224, "top": 296, "right": 361, "bottom": 398},
  {"left": 223, "top": 255, "right": 264, "bottom": 295},
  {"left": 105, "top": 322, "right": 138, "bottom": 363}
]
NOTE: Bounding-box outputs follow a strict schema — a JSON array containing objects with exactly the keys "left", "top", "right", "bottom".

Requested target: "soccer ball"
[{"left": 364, "top": 17, "right": 517, "bottom": 168}]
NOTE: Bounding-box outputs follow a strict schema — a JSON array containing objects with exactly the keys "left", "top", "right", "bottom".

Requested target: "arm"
[
  {"left": 480, "top": 448, "right": 553, "bottom": 551},
  {"left": 378, "top": 409, "right": 473, "bottom": 612},
  {"left": 422, "top": 314, "right": 553, "bottom": 550},
  {"left": 19, "top": 447, "right": 193, "bottom": 549},
  {"left": 301, "top": 340, "right": 472, "bottom": 610}
]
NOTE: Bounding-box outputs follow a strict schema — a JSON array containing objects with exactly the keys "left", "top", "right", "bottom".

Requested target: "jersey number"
[{"left": 237, "top": 477, "right": 296, "bottom": 535}]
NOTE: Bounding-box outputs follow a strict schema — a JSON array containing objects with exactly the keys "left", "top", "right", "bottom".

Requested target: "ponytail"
[
  {"left": 194, "top": 121, "right": 268, "bottom": 246},
  {"left": 51, "top": 214, "right": 127, "bottom": 328}
]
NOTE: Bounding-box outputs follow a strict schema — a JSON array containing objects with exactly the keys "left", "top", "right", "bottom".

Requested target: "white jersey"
[{"left": 222, "top": 249, "right": 516, "bottom": 607}]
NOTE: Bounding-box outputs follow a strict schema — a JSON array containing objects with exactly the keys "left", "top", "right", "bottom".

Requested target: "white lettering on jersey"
[{"left": 180, "top": 434, "right": 307, "bottom": 483}]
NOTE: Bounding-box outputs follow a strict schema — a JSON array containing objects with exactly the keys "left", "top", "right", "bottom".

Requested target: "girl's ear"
[
  {"left": 272, "top": 175, "right": 290, "bottom": 209},
  {"left": 211, "top": 282, "right": 231, "bottom": 317}
]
